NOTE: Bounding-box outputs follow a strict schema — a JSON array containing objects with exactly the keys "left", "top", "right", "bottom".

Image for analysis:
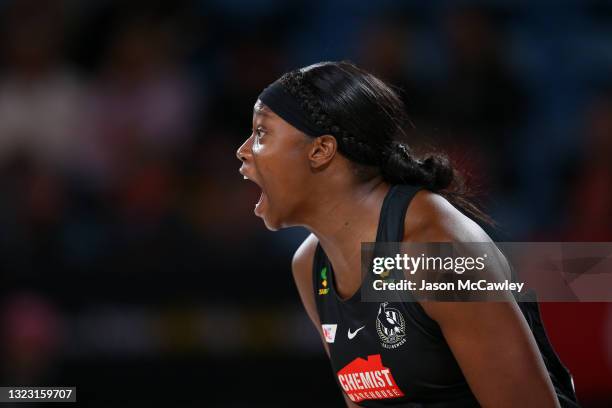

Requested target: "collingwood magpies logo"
[{"left": 376, "top": 302, "right": 406, "bottom": 349}]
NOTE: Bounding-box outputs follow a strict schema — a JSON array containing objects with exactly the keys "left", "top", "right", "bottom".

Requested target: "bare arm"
[
  {"left": 421, "top": 300, "right": 559, "bottom": 408},
  {"left": 292, "top": 234, "right": 360, "bottom": 408},
  {"left": 406, "top": 191, "right": 560, "bottom": 407}
]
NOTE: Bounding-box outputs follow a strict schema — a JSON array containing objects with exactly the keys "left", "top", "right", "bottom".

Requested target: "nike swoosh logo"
[{"left": 347, "top": 326, "right": 365, "bottom": 340}]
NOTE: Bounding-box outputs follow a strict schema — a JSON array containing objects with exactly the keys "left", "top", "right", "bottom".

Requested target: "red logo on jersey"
[{"left": 337, "top": 354, "right": 404, "bottom": 403}]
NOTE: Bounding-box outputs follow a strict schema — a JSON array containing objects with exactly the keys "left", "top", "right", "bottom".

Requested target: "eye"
[{"left": 254, "top": 126, "right": 265, "bottom": 139}]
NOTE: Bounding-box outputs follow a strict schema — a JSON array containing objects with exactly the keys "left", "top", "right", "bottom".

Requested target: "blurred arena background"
[{"left": 0, "top": 0, "right": 611, "bottom": 406}]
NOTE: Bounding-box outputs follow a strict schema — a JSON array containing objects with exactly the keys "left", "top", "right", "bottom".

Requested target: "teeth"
[{"left": 243, "top": 175, "right": 249, "bottom": 180}]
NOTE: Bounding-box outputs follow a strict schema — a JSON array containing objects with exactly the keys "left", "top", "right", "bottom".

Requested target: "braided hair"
[
  {"left": 278, "top": 62, "right": 453, "bottom": 189},
  {"left": 277, "top": 61, "right": 493, "bottom": 226}
]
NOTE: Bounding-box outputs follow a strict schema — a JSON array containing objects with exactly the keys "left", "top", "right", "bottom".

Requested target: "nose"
[{"left": 236, "top": 135, "right": 253, "bottom": 162}]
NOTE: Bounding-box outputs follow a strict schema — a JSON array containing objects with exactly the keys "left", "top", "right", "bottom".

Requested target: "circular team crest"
[{"left": 376, "top": 302, "right": 406, "bottom": 349}]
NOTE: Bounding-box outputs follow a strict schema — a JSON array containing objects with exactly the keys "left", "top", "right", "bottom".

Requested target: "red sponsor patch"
[{"left": 337, "top": 354, "right": 405, "bottom": 403}]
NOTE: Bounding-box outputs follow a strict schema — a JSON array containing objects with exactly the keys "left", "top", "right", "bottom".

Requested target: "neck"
[
  {"left": 298, "top": 175, "right": 390, "bottom": 294},
  {"left": 304, "top": 177, "right": 388, "bottom": 239}
]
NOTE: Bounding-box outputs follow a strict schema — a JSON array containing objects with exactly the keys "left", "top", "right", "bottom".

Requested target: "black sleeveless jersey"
[{"left": 312, "top": 184, "right": 580, "bottom": 407}]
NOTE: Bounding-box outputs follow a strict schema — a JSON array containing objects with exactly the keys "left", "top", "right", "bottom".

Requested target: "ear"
[{"left": 308, "top": 135, "right": 338, "bottom": 169}]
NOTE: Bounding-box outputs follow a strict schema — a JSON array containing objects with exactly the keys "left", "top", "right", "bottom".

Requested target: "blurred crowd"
[{"left": 0, "top": 0, "right": 611, "bottom": 406}]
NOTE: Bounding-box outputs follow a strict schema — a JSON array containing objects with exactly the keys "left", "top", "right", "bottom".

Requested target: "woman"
[{"left": 236, "top": 61, "right": 579, "bottom": 407}]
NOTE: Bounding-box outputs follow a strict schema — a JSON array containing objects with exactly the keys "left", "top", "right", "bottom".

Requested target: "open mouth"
[
  {"left": 254, "top": 190, "right": 267, "bottom": 216},
  {"left": 242, "top": 172, "right": 268, "bottom": 217}
]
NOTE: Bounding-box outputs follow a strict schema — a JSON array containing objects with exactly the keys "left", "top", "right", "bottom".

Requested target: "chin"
[
  {"left": 262, "top": 219, "right": 282, "bottom": 231},
  {"left": 260, "top": 210, "right": 294, "bottom": 232},
  {"left": 259, "top": 211, "right": 282, "bottom": 231}
]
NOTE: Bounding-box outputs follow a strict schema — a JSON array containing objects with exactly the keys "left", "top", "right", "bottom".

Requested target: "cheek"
[
  {"left": 255, "top": 139, "right": 306, "bottom": 177},
  {"left": 252, "top": 134, "right": 311, "bottom": 199},
  {"left": 267, "top": 158, "right": 307, "bottom": 192},
  {"left": 252, "top": 137, "right": 263, "bottom": 154},
  {"left": 261, "top": 152, "right": 310, "bottom": 200}
]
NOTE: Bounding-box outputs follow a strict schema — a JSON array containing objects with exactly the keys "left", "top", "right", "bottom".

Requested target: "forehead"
[{"left": 253, "top": 100, "right": 275, "bottom": 119}]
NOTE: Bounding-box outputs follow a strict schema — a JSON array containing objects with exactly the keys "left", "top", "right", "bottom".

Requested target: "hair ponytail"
[
  {"left": 381, "top": 142, "right": 454, "bottom": 191},
  {"left": 380, "top": 141, "right": 494, "bottom": 226}
]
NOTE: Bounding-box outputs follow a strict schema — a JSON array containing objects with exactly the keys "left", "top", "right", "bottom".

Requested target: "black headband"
[{"left": 257, "top": 80, "right": 327, "bottom": 137}]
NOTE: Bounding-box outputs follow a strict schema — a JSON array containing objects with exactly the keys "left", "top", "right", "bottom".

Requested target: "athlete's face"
[{"left": 237, "top": 100, "right": 313, "bottom": 230}]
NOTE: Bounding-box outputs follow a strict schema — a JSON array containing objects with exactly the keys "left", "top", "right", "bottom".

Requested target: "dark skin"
[{"left": 237, "top": 101, "right": 560, "bottom": 408}]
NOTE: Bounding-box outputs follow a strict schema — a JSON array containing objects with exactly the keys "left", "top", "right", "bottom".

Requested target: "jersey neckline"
[{"left": 322, "top": 184, "right": 398, "bottom": 304}]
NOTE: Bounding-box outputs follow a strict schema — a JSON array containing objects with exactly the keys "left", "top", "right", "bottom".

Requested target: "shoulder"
[
  {"left": 291, "top": 233, "right": 321, "bottom": 324},
  {"left": 403, "top": 189, "right": 491, "bottom": 243},
  {"left": 292, "top": 233, "right": 319, "bottom": 282},
  {"left": 403, "top": 190, "right": 512, "bottom": 320},
  {"left": 292, "top": 233, "right": 334, "bottom": 357}
]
